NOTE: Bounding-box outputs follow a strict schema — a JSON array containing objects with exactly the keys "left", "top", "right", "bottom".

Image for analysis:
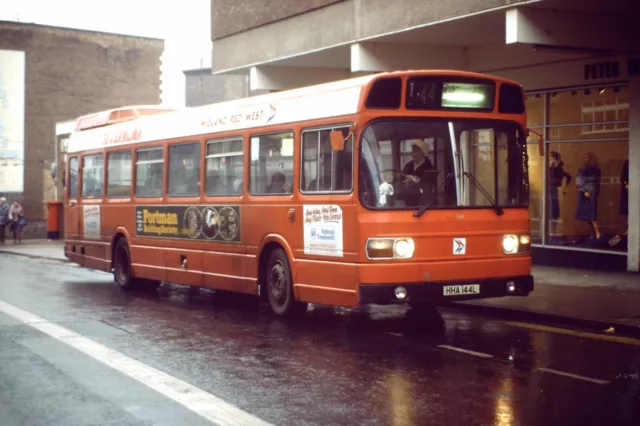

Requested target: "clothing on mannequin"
[
  {"left": 609, "top": 158, "right": 629, "bottom": 247},
  {"left": 548, "top": 151, "right": 572, "bottom": 240},
  {"left": 575, "top": 152, "right": 602, "bottom": 239}
]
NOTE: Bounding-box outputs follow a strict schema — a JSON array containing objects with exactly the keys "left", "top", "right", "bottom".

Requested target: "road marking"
[
  {"left": 537, "top": 367, "right": 610, "bottom": 385},
  {"left": 0, "top": 300, "right": 273, "bottom": 426},
  {"left": 507, "top": 321, "right": 640, "bottom": 346},
  {"left": 385, "top": 332, "right": 404, "bottom": 337},
  {"left": 437, "top": 344, "right": 493, "bottom": 358}
]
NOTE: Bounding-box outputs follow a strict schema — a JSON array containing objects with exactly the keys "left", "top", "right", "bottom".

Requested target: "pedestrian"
[
  {"left": 0, "top": 197, "right": 8, "bottom": 244},
  {"left": 8, "top": 200, "right": 26, "bottom": 244}
]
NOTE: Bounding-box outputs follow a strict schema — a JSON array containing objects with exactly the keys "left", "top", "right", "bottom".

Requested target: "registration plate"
[{"left": 443, "top": 284, "right": 480, "bottom": 296}]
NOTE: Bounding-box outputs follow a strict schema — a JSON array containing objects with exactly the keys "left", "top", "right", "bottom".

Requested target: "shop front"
[{"left": 499, "top": 56, "right": 639, "bottom": 270}]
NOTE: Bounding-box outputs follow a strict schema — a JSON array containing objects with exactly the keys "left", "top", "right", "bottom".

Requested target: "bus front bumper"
[{"left": 358, "top": 275, "right": 534, "bottom": 305}]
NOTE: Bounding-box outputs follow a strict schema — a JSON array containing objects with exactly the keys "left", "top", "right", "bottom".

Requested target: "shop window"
[
  {"left": 546, "top": 140, "right": 628, "bottom": 251},
  {"left": 525, "top": 137, "right": 543, "bottom": 244},
  {"left": 82, "top": 154, "right": 104, "bottom": 199},
  {"left": 548, "top": 86, "right": 630, "bottom": 127},
  {"left": 136, "top": 147, "right": 164, "bottom": 198},
  {"left": 250, "top": 131, "right": 294, "bottom": 195},
  {"left": 525, "top": 94, "right": 544, "bottom": 127},
  {"left": 205, "top": 138, "right": 244, "bottom": 196},
  {"left": 580, "top": 95, "right": 629, "bottom": 135},
  {"left": 168, "top": 142, "right": 201, "bottom": 197},
  {"left": 68, "top": 157, "right": 78, "bottom": 200},
  {"left": 525, "top": 86, "right": 630, "bottom": 251},
  {"left": 301, "top": 127, "right": 353, "bottom": 193},
  {"left": 107, "top": 150, "right": 132, "bottom": 198}
]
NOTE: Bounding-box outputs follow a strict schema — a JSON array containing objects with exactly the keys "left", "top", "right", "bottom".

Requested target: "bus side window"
[
  {"left": 301, "top": 127, "right": 353, "bottom": 193},
  {"left": 107, "top": 150, "right": 132, "bottom": 198},
  {"left": 136, "top": 147, "right": 164, "bottom": 198},
  {"left": 250, "top": 131, "right": 294, "bottom": 195},
  {"left": 168, "top": 142, "right": 201, "bottom": 197},
  {"left": 205, "top": 138, "right": 244, "bottom": 196},
  {"left": 81, "top": 154, "right": 104, "bottom": 199}
]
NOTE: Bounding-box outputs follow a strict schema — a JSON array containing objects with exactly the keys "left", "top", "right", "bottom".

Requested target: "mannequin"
[
  {"left": 609, "top": 159, "right": 629, "bottom": 247},
  {"left": 575, "top": 152, "right": 602, "bottom": 240},
  {"left": 548, "top": 151, "right": 572, "bottom": 240}
]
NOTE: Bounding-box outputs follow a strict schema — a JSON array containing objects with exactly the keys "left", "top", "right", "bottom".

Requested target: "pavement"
[
  {"left": 0, "top": 253, "right": 639, "bottom": 426},
  {"left": 1, "top": 239, "right": 639, "bottom": 336}
]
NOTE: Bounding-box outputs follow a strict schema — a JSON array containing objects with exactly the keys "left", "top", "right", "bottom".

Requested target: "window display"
[{"left": 528, "top": 85, "right": 629, "bottom": 252}]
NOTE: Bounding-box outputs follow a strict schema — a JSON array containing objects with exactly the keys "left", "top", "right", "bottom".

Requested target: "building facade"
[
  {"left": 0, "top": 21, "right": 163, "bottom": 236},
  {"left": 183, "top": 68, "right": 247, "bottom": 106},
  {"left": 210, "top": 0, "right": 640, "bottom": 271}
]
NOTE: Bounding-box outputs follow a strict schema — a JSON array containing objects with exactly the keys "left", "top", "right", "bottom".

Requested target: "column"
[{"left": 627, "top": 75, "right": 640, "bottom": 271}]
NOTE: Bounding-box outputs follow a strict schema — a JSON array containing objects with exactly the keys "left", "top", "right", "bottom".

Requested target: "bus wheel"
[
  {"left": 113, "top": 238, "right": 135, "bottom": 290},
  {"left": 266, "top": 248, "right": 307, "bottom": 316},
  {"left": 113, "top": 239, "right": 160, "bottom": 292}
]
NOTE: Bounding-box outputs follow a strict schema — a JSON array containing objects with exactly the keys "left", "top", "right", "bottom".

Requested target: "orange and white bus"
[{"left": 64, "top": 70, "right": 538, "bottom": 316}]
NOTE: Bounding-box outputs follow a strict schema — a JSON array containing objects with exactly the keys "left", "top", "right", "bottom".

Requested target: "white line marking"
[
  {"left": 385, "top": 332, "right": 404, "bottom": 337},
  {"left": 536, "top": 367, "right": 610, "bottom": 385},
  {"left": 0, "top": 300, "right": 273, "bottom": 426},
  {"left": 437, "top": 344, "right": 494, "bottom": 358}
]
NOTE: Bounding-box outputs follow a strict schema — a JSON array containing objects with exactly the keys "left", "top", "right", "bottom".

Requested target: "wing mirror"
[{"left": 330, "top": 126, "right": 356, "bottom": 152}]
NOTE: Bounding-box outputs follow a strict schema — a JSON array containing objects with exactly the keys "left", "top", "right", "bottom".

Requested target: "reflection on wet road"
[{"left": 0, "top": 254, "right": 639, "bottom": 426}]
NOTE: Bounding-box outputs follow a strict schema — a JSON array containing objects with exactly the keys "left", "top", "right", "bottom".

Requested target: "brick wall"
[
  {"left": 212, "top": 0, "right": 345, "bottom": 39},
  {"left": 0, "top": 22, "right": 163, "bottom": 235}
]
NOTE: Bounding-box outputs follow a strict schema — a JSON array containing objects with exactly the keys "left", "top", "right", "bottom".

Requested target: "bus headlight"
[
  {"left": 394, "top": 238, "right": 415, "bottom": 259},
  {"left": 366, "top": 238, "right": 415, "bottom": 259},
  {"left": 503, "top": 234, "right": 530, "bottom": 254},
  {"left": 502, "top": 235, "right": 519, "bottom": 254}
]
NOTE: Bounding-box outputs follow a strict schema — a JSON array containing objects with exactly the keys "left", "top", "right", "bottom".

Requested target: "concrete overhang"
[{"left": 212, "top": 0, "right": 639, "bottom": 91}]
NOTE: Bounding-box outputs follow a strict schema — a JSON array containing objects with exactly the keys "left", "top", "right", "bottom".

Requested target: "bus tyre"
[
  {"left": 113, "top": 238, "right": 135, "bottom": 290},
  {"left": 266, "top": 248, "right": 307, "bottom": 316},
  {"left": 112, "top": 238, "right": 160, "bottom": 291}
]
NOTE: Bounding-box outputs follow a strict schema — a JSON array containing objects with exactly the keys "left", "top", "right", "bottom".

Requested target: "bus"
[{"left": 64, "top": 70, "right": 539, "bottom": 316}]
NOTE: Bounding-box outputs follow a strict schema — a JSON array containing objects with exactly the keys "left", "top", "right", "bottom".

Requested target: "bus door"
[
  {"left": 295, "top": 127, "right": 358, "bottom": 306},
  {"left": 64, "top": 157, "right": 82, "bottom": 262}
]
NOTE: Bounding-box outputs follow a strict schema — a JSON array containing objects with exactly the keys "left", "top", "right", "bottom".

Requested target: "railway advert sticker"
[
  {"left": 135, "top": 205, "right": 241, "bottom": 242},
  {"left": 303, "top": 205, "right": 344, "bottom": 257}
]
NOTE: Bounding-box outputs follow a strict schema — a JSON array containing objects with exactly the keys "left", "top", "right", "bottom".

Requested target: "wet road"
[{"left": 0, "top": 254, "right": 639, "bottom": 426}]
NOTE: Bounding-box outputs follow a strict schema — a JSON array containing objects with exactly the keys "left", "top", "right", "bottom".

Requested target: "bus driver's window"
[{"left": 250, "top": 131, "right": 294, "bottom": 195}]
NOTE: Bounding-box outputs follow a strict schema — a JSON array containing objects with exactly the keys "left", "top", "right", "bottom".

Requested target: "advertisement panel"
[
  {"left": 0, "top": 50, "right": 25, "bottom": 193},
  {"left": 303, "top": 205, "right": 344, "bottom": 257},
  {"left": 136, "top": 205, "right": 241, "bottom": 242},
  {"left": 83, "top": 205, "right": 101, "bottom": 239}
]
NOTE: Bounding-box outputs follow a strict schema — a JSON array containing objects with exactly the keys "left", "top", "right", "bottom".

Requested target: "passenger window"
[
  {"left": 168, "top": 142, "right": 201, "bottom": 197},
  {"left": 250, "top": 131, "right": 294, "bottom": 195},
  {"left": 107, "top": 150, "right": 132, "bottom": 198},
  {"left": 81, "top": 154, "right": 104, "bottom": 199},
  {"left": 206, "top": 138, "right": 244, "bottom": 196},
  {"left": 69, "top": 157, "right": 78, "bottom": 199},
  {"left": 302, "top": 127, "right": 353, "bottom": 193},
  {"left": 136, "top": 148, "right": 164, "bottom": 198}
]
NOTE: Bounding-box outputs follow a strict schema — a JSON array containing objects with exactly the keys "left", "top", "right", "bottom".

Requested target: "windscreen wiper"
[
  {"left": 462, "top": 172, "right": 504, "bottom": 216},
  {"left": 414, "top": 173, "right": 455, "bottom": 218}
]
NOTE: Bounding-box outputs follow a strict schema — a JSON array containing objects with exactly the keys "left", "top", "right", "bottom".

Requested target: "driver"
[
  {"left": 402, "top": 139, "right": 433, "bottom": 184},
  {"left": 400, "top": 139, "right": 434, "bottom": 206}
]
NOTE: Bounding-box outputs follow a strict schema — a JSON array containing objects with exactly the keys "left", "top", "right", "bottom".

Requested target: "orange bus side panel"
[
  {"left": 164, "top": 245, "right": 204, "bottom": 287},
  {"left": 202, "top": 250, "right": 254, "bottom": 295},
  {"left": 293, "top": 259, "right": 359, "bottom": 306}
]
